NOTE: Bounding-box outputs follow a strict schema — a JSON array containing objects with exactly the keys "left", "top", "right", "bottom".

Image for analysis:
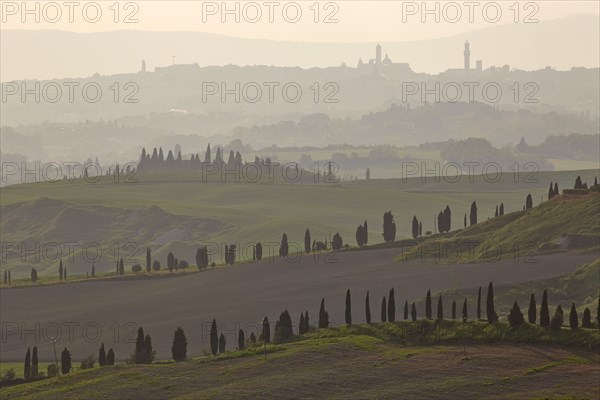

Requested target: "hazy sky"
[{"left": 1, "top": 1, "right": 598, "bottom": 42}]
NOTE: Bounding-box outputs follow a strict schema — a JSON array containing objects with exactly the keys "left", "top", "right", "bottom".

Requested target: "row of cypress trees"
[
  {"left": 22, "top": 344, "right": 116, "bottom": 380},
  {"left": 33, "top": 288, "right": 596, "bottom": 374}
]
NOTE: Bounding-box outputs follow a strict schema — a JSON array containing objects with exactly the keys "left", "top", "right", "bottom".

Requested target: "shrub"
[
  {"left": 80, "top": 354, "right": 96, "bottom": 370},
  {"left": 2, "top": 368, "right": 15, "bottom": 382},
  {"left": 171, "top": 327, "right": 187, "bottom": 362},
  {"left": 550, "top": 305, "right": 564, "bottom": 330},
  {"left": 132, "top": 264, "right": 142, "bottom": 273},
  {"left": 582, "top": 308, "right": 592, "bottom": 328},
  {"left": 106, "top": 349, "right": 115, "bottom": 366},
  {"left": 508, "top": 301, "right": 525, "bottom": 328}
]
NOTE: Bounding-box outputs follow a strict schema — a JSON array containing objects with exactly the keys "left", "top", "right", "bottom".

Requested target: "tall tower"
[
  {"left": 141, "top": 59, "right": 146, "bottom": 73},
  {"left": 463, "top": 41, "right": 471, "bottom": 71},
  {"left": 376, "top": 44, "right": 382, "bottom": 65}
]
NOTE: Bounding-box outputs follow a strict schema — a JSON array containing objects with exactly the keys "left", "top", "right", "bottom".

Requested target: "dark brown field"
[{"left": 0, "top": 248, "right": 596, "bottom": 361}]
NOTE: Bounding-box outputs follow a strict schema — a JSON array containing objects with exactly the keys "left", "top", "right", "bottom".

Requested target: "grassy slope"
[
  {"left": 437, "top": 259, "right": 600, "bottom": 317},
  {"left": 2, "top": 323, "right": 599, "bottom": 400},
  {"left": 398, "top": 193, "right": 599, "bottom": 264},
  {"left": 1, "top": 169, "right": 597, "bottom": 278}
]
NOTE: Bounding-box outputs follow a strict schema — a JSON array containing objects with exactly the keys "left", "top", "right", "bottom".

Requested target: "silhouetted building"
[
  {"left": 464, "top": 41, "right": 471, "bottom": 71},
  {"left": 357, "top": 44, "right": 411, "bottom": 76}
]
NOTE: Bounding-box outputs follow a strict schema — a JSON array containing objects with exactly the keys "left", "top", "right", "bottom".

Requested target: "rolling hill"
[{"left": 1, "top": 324, "right": 599, "bottom": 399}]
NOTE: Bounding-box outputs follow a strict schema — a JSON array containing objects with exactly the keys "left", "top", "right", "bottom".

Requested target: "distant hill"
[{"left": 2, "top": 14, "right": 598, "bottom": 81}]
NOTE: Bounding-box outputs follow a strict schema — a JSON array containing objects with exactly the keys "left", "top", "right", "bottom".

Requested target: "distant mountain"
[{"left": 1, "top": 14, "right": 598, "bottom": 81}]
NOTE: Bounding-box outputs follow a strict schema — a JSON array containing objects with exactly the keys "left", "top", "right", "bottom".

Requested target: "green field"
[{"left": 1, "top": 169, "right": 597, "bottom": 278}]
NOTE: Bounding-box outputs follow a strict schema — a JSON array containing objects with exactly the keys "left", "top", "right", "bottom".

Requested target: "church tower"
[
  {"left": 463, "top": 41, "right": 471, "bottom": 71},
  {"left": 376, "top": 44, "right": 382, "bottom": 65},
  {"left": 141, "top": 59, "right": 146, "bottom": 73}
]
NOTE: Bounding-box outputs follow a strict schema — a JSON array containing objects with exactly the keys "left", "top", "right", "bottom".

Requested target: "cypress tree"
[
  {"left": 365, "top": 291, "right": 371, "bottom": 324},
  {"left": 304, "top": 229, "right": 311, "bottom": 254},
  {"left": 403, "top": 301, "right": 409, "bottom": 320},
  {"left": 476, "top": 287, "right": 482, "bottom": 320},
  {"left": 304, "top": 311, "right": 309, "bottom": 333},
  {"left": 495, "top": 205, "right": 498, "bottom": 217},
  {"left": 411, "top": 302, "right": 417, "bottom": 322},
  {"left": 356, "top": 225, "right": 364, "bottom": 247},
  {"left": 279, "top": 233, "right": 289, "bottom": 257},
  {"left": 3, "top": 270, "right": 7, "bottom": 285},
  {"left": 437, "top": 296, "right": 443, "bottom": 320},
  {"left": 443, "top": 205, "right": 451, "bottom": 232},
  {"left": 345, "top": 289, "right": 352, "bottom": 325},
  {"left": 419, "top": 221, "right": 422, "bottom": 237},
  {"left": 64, "top": 268, "right": 67, "bottom": 281},
  {"left": 554, "top": 182, "right": 559, "bottom": 196},
  {"left": 31, "top": 346, "right": 38, "bottom": 378},
  {"left": 91, "top": 264, "right": 95, "bottom": 277},
  {"left": 527, "top": 293, "right": 536, "bottom": 324},
  {"left": 508, "top": 301, "right": 524, "bottom": 327},
  {"left": 171, "top": 327, "right": 187, "bottom": 361},
  {"left": 256, "top": 242, "right": 263, "bottom": 261},
  {"left": 167, "top": 252, "right": 175, "bottom": 271},
  {"left": 8, "top": 270, "right": 10, "bottom": 285},
  {"left": 486, "top": 282, "right": 498, "bottom": 323},
  {"left": 319, "top": 298, "right": 329, "bottom": 328},
  {"left": 462, "top": 298, "right": 468, "bottom": 320},
  {"left": 499, "top": 203, "right": 504, "bottom": 216},
  {"left": 548, "top": 182, "right": 554, "bottom": 199},
  {"left": 24, "top": 348, "right": 31, "bottom": 380},
  {"left": 299, "top": 313, "right": 305, "bottom": 334},
  {"left": 381, "top": 296, "right": 387, "bottom": 322},
  {"left": 119, "top": 258, "right": 124, "bottom": 276},
  {"left": 569, "top": 304, "right": 578, "bottom": 330},
  {"left": 262, "top": 316, "right": 271, "bottom": 343},
  {"left": 364, "top": 221, "right": 368, "bottom": 244},
  {"left": 469, "top": 201, "right": 478, "bottom": 225},
  {"left": 540, "top": 289, "right": 550, "bottom": 327},
  {"left": 238, "top": 329, "right": 245, "bottom": 350},
  {"left": 98, "top": 343, "right": 106, "bottom": 366},
  {"left": 412, "top": 216, "right": 419, "bottom": 239},
  {"left": 525, "top": 194, "right": 533, "bottom": 210},
  {"left": 388, "top": 288, "right": 396, "bottom": 322},
  {"left": 61, "top": 347, "right": 71, "bottom": 374},
  {"left": 134, "top": 327, "right": 145, "bottom": 363},
  {"left": 59, "top": 259, "right": 63, "bottom": 280},
  {"left": 146, "top": 248, "right": 151, "bottom": 272},
  {"left": 143, "top": 334, "right": 154, "bottom": 363},
  {"left": 452, "top": 300, "right": 456, "bottom": 319},
  {"left": 463, "top": 213, "right": 467, "bottom": 228},
  {"left": 107, "top": 349, "right": 115, "bottom": 366},
  {"left": 382, "top": 211, "right": 396, "bottom": 242},
  {"left": 582, "top": 308, "right": 592, "bottom": 328},
  {"left": 218, "top": 333, "right": 226, "bottom": 353},
  {"left": 210, "top": 319, "right": 219, "bottom": 355},
  {"left": 425, "top": 289, "right": 432, "bottom": 320}
]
